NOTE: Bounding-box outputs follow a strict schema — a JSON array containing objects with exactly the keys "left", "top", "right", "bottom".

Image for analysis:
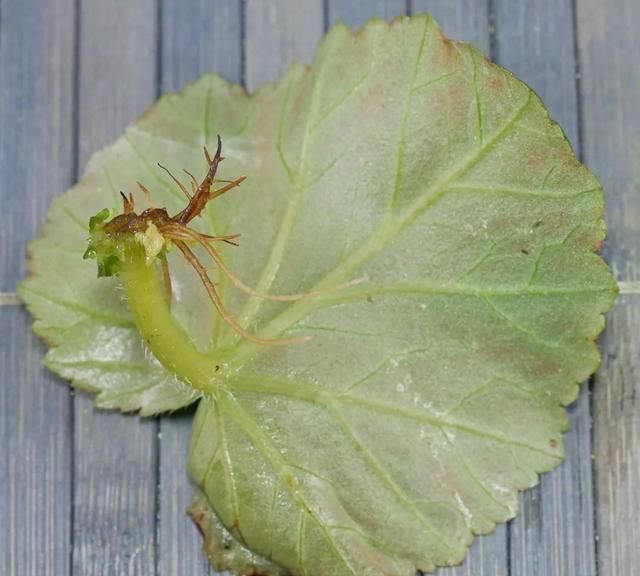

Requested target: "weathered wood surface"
[
  {"left": 0, "top": 1, "right": 638, "bottom": 575},
  {"left": 578, "top": 0, "right": 640, "bottom": 575},
  {"left": 0, "top": 1, "right": 75, "bottom": 575}
]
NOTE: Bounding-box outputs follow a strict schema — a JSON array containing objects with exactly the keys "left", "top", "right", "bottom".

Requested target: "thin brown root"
[
  {"left": 167, "top": 226, "right": 240, "bottom": 245},
  {"left": 174, "top": 240, "right": 309, "bottom": 346},
  {"left": 163, "top": 223, "right": 364, "bottom": 302},
  {"left": 175, "top": 137, "right": 224, "bottom": 225},
  {"left": 160, "top": 256, "right": 172, "bottom": 310},
  {"left": 158, "top": 162, "right": 191, "bottom": 200},
  {"left": 204, "top": 233, "right": 241, "bottom": 247},
  {"left": 203, "top": 232, "right": 241, "bottom": 244},
  {"left": 209, "top": 176, "right": 247, "bottom": 201},
  {"left": 183, "top": 169, "right": 199, "bottom": 195},
  {"left": 137, "top": 181, "right": 154, "bottom": 207}
]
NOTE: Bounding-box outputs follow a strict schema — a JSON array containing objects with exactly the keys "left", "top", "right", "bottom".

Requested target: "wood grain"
[
  {"left": 160, "top": 0, "right": 242, "bottom": 93},
  {"left": 0, "top": 0, "right": 75, "bottom": 292},
  {"left": 327, "top": 0, "right": 408, "bottom": 28},
  {"left": 244, "top": 0, "right": 323, "bottom": 90},
  {"left": 0, "top": 1, "right": 75, "bottom": 574},
  {"left": 493, "top": 2, "right": 598, "bottom": 575},
  {"left": 157, "top": 2, "right": 242, "bottom": 574},
  {"left": 0, "top": 308, "right": 73, "bottom": 576},
  {"left": 71, "top": 1, "right": 159, "bottom": 574},
  {"left": 577, "top": 0, "right": 640, "bottom": 574}
]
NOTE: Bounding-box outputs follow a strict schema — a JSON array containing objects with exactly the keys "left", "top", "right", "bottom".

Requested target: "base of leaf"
[{"left": 188, "top": 487, "right": 290, "bottom": 576}]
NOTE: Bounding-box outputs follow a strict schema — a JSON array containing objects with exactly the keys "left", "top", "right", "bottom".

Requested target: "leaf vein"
[
  {"left": 215, "top": 399, "right": 242, "bottom": 536},
  {"left": 226, "top": 376, "right": 561, "bottom": 459},
  {"left": 224, "top": 392, "right": 359, "bottom": 575},
  {"left": 228, "top": 91, "right": 536, "bottom": 361},
  {"left": 441, "top": 430, "right": 511, "bottom": 514},
  {"left": 308, "top": 56, "right": 374, "bottom": 134},
  {"left": 443, "top": 377, "right": 533, "bottom": 417},
  {"left": 20, "top": 285, "right": 134, "bottom": 327},
  {"left": 389, "top": 17, "right": 430, "bottom": 210},
  {"left": 471, "top": 52, "right": 484, "bottom": 146},
  {"left": 328, "top": 404, "right": 452, "bottom": 554},
  {"left": 482, "top": 295, "right": 585, "bottom": 357}
]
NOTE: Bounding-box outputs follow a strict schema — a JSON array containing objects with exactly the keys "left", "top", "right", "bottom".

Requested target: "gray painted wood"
[
  {"left": 493, "top": 2, "right": 598, "bottom": 576},
  {"left": 72, "top": 1, "right": 159, "bottom": 574},
  {"left": 245, "top": 0, "right": 324, "bottom": 90},
  {"left": 157, "top": 412, "right": 212, "bottom": 576},
  {"left": 160, "top": 0, "right": 242, "bottom": 92},
  {"left": 327, "top": 0, "right": 408, "bottom": 28},
  {"left": 0, "top": 0, "right": 75, "bottom": 574},
  {"left": 577, "top": 0, "right": 640, "bottom": 574},
  {"left": 157, "top": 2, "right": 242, "bottom": 574},
  {"left": 0, "top": 308, "right": 73, "bottom": 576},
  {"left": 0, "top": 0, "right": 75, "bottom": 292}
]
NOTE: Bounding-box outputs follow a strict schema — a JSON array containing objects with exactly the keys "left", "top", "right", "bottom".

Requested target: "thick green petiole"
[{"left": 118, "top": 245, "right": 217, "bottom": 394}]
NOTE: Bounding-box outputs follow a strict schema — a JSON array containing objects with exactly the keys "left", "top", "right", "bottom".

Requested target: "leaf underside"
[{"left": 21, "top": 14, "right": 617, "bottom": 575}]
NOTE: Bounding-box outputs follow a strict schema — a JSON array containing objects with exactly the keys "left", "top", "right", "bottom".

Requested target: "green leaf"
[
  {"left": 21, "top": 14, "right": 617, "bottom": 574},
  {"left": 188, "top": 487, "right": 288, "bottom": 576}
]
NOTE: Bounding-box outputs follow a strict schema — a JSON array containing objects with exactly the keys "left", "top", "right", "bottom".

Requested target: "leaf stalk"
[{"left": 118, "top": 244, "right": 218, "bottom": 394}]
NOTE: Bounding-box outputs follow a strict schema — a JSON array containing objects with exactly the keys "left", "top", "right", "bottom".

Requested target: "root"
[
  {"left": 173, "top": 240, "right": 310, "bottom": 346},
  {"left": 99, "top": 135, "right": 363, "bottom": 350},
  {"left": 162, "top": 223, "right": 363, "bottom": 302},
  {"left": 158, "top": 163, "right": 192, "bottom": 200}
]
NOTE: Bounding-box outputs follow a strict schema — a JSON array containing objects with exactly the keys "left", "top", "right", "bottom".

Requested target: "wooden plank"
[
  {"left": 160, "top": 0, "right": 242, "bottom": 92},
  {"left": 577, "top": 0, "right": 640, "bottom": 574},
  {"left": 493, "top": 2, "right": 598, "bottom": 576},
  {"left": 0, "top": 308, "right": 73, "bottom": 576},
  {"left": 410, "top": 6, "right": 508, "bottom": 576},
  {"left": 72, "top": 1, "right": 159, "bottom": 574},
  {"left": 0, "top": 0, "right": 75, "bottom": 574},
  {"left": 327, "top": 0, "right": 407, "bottom": 28},
  {"left": 157, "top": 413, "right": 212, "bottom": 576},
  {"left": 245, "top": 0, "right": 324, "bottom": 90},
  {"left": 0, "top": 0, "right": 75, "bottom": 290},
  {"left": 157, "top": 2, "right": 242, "bottom": 574}
]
